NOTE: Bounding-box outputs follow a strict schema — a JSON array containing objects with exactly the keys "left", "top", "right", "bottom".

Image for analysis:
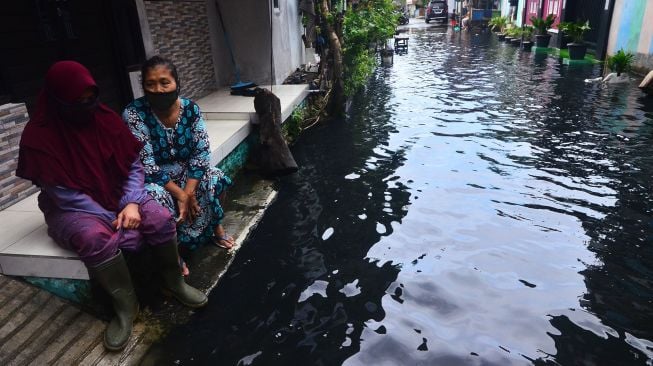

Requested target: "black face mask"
[
  {"left": 56, "top": 96, "right": 99, "bottom": 127},
  {"left": 145, "top": 90, "right": 178, "bottom": 111}
]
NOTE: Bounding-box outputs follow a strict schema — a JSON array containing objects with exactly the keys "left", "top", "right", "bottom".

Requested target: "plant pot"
[
  {"left": 567, "top": 43, "right": 587, "bottom": 60},
  {"left": 534, "top": 34, "right": 551, "bottom": 48},
  {"left": 497, "top": 33, "right": 506, "bottom": 41},
  {"left": 521, "top": 41, "right": 533, "bottom": 50},
  {"left": 510, "top": 38, "right": 521, "bottom": 46}
]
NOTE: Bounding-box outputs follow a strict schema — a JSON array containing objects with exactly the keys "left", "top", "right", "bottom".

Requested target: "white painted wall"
[
  {"left": 447, "top": 0, "right": 455, "bottom": 14},
  {"left": 205, "top": 0, "right": 304, "bottom": 87},
  {"left": 500, "top": 0, "right": 511, "bottom": 18},
  {"left": 206, "top": 0, "right": 273, "bottom": 87},
  {"left": 271, "top": 0, "right": 305, "bottom": 84}
]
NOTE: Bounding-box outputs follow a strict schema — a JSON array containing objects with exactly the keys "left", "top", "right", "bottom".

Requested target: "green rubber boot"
[
  {"left": 152, "top": 240, "right": 208, "bottom": 308},
  {"left": 88, "top": 251, "right": 138, "bottom": 351}
]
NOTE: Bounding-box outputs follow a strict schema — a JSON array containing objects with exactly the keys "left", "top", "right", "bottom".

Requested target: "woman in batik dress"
[{"left": 123, "top": 56, "right": 234, "bottom": 275}]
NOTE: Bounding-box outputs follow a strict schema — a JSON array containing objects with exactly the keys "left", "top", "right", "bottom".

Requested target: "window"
[{"left": 273, "top": 0, "right": 279, "bottom": 9}]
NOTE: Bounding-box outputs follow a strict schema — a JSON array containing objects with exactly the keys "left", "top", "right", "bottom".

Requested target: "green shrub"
[
  {"left": 284, "top": 105, "right": 306, "bottom": 144},
  {"left": 505, "top": 27, "right": 521, "bottom": 38},
  {"left": 530, "top": 14, "right": 556, "bottom": 35},
  {"left": 558, "top": 20, "right": 591, "bottom": 43},
  {"left": 343, "top": 0, "right": 397, "bottom": 96},
  {"left": 608, "top": 49, "right": 635, "bottom": 76},
  {"left": 489, "top": 16, "right": 508, "bottom": 33}
]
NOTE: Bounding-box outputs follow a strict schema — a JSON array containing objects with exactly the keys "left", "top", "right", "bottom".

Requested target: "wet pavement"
[{"left": 144, "top": 26, "right": 653, "bottom": 365}]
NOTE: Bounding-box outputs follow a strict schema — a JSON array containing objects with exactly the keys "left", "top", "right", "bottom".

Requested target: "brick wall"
[
  {"left": 0, "top": 103, "right": 38, "bottom": 210},
  {"left": 144, "top": 0, "right": 217, "bottom": 100}
]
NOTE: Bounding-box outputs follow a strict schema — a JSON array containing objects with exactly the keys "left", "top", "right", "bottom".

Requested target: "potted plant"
[
  {"left": 505, "top": 27, "right": 519, "bottom": 44},
  {"left": 530, "top": 14, "right": 556, "bottom": 48},
  {"left": 489, "top": 16, "right": 508, "bottom": 40},
  {"left": 558, "top": 20, "right": 591, "bottom": 60},
  {"left": 608, "top": 49, "right": 634, "bottom": 76},
  {"left": 603, "top": 49, "right": 635, "bottom": 83},
  {"left": 509, "top": 28, "right": 522, "bottom": 46}
]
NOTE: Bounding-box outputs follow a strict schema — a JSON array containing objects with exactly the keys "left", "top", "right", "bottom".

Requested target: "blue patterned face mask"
[{"left": 145, "top": 90, "right": 178, "bottom": 111}]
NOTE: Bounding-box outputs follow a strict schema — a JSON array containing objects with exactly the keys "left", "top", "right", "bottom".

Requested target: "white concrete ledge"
[
  {"left": 0, "top": 84, "right": 309, "bottom": 280},
  {"left": 0, "top": 194, "right": 89, "bottom": 279},
  {"left": 205, "top": 119, "right": 251, "bottom": 167},
  {"left": 197, "top": 84, "right": 309, "bottom": 124}
]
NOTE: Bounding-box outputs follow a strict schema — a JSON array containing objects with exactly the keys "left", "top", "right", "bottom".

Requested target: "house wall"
[
  {"left": 0, "top": 103, "right": 38, "bottom": 210},
  {"left": 524, "top": 0, "right": 539, "bottom": 25},
  {"left": 516, "top": 0, "right": 524, "bottom": 26},
  {"left": 447, "top": 0, "right": 455, "bottom": 14},
  {"left": 541, "top": 0, "right": 562, "bottom": 28},
  {"left": 500, "top": 0, "right": 511, "bottom": 18},
  {"left": 140, "top": 0, "right": 308, "bottom": 89},
  {"left": 207, "top": 0, "right": 274, "bottom": 87},
  {"left": 143, "top": 0, "right": 217, "bottom": 100},
  {"left": 606, "top": 0, "right": 653, "bottom": 72},
  {"left": 271, "top": 0, "right": 305, "bottom": 84}
]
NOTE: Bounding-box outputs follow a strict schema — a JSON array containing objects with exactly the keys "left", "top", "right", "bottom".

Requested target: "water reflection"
[{"left": 146, "top": 27, "right": 653, "bottom": 365}]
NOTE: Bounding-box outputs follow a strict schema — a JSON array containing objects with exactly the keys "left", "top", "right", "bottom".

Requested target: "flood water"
[{"left": 146, "top": 27, "right": 653, "bottom": 365}]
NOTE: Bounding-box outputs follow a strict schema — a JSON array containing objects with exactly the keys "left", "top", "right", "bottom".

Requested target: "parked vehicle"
[
  {"left": 398, "top": 11, "right": 409, "bottom": 25},
  {"left": 425, "top": 0, "right": 448, "bottom": 24}
]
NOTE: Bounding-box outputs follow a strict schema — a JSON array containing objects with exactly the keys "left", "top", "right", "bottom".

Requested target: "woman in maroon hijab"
[{"left": 16, "top": 61, "right": 208, "bottom": 351}]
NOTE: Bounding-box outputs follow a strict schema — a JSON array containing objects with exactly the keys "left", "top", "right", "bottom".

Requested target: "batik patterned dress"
[{"left": 123, "top": 97, "right": 232, "bottom": 249}]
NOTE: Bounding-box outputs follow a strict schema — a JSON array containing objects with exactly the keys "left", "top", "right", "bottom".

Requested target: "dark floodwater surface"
[{"left": 146, "top": 28, "right": 653, "bottom": 365}]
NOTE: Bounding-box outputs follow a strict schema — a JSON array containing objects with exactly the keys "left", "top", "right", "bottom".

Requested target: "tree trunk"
[
  {"left": 320, "top": 0, "right": 345, "bottom": 117},
  {"left": 252, "top": 89, "right": 298, "bottom": 176}
]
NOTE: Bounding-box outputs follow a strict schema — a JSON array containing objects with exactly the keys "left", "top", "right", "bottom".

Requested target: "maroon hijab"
[{"left": 16, "top": 61, "right": 143, "bottom": 211}]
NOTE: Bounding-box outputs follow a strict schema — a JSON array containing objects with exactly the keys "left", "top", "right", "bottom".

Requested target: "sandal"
[{"left": 212, "top": 234, "right": 235, "bottom": 250}]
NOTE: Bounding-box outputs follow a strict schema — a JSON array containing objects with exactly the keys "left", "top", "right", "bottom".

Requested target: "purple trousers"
[{"left": 40, "top": 195, "right": 176, "bottom": 267}]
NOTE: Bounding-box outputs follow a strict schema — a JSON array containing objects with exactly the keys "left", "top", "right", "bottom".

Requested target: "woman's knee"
[
  {"left": 140, "top": 199, "right": 176, "bottom": 237},
  {"left": 67, "top": 224, "right": 118, "bottom": 266}
]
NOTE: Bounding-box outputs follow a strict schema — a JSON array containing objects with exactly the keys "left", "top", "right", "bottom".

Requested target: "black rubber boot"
[
  {"left": 88, "top": 251, "right": 138, "bottom": 351},
  {"left": 151, "top": 240, "right": 208, "bottom": 308}
]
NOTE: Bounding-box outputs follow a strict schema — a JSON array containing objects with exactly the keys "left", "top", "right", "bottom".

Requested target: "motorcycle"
[{"left": 398, "top": 11, "right": 409, "bottom": 25}]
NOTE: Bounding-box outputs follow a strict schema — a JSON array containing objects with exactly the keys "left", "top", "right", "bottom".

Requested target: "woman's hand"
[
  {"left": 187, "top": 193, "right": 200, "bottom": 222},
  {"left": 164, "top": 180, "right": 193, "bottom": 225},
  {"left": 176, "top": 191, "right": 190, "bottom": 224},
  {"left": 183, "top": 178, "right": 201, "bottom": 223},
  {"left": 114, "top": 203, "right": 141, "bottom": 230}
]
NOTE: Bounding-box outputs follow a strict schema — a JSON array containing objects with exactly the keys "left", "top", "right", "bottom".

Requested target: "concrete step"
[
  {"left": 197, "top": 84, "right": 309, "bottom": 123},
  {"left": 0, "top": 194, "right": 87, "bottom": 279},
  {"left": 205, "top": 119, "right": 251, "bottom": 167}
]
